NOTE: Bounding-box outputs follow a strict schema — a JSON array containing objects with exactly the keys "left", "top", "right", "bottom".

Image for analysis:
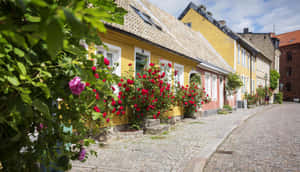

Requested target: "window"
[
  {"left": 286, "top": 82, "right": 291, "bottom": 91},
  {"left": 205, "top": 73, "right": 211, "bottom": 97},
  {"left": 174, "top": 63, "right": 184, "bottom": 87},
  {"left": 135, "top": 47, "right": 150, "bottom": 76},
  {"left": 287, "top": 52, "right": 292, "bottom": 61},
  {"left": 184, "top": 22, "right": 192, "bottom": 27},
  {"left": 287, "top": 67, "right": 292, "bottom": 76},
  {"left": 237, "top": 45, "right": 240, "bottom": 64},
  {"left": 160, "top": 59, "right": 172, "bottom": 85},
  {"left": 131, "top": 5, "right": 162, "bottom": 31},
  {"left": 95, "top": 43, "right": 121, "bottom": 76},
  {"left": 212, "top": 75, "right": 217, "bottom": 100}
]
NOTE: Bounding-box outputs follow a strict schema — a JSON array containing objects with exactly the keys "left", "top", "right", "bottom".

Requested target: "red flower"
[
  {"left": 94, "top": 73, "right": 99, "bottom": 79},
  {"left": 157, "top": 111, "right": 160, "bottom": 115},
  {"left": 203, "top": 88, "right": 205, "bottom": 90},
  {"left": 92, "top": 66, "right": 96, "bottom": 72},
  {"left": 120, "top": 78, "right": 124, "bottom": 82},
  {"left": 150, "top": 63, "right": 155, "bottom": 67},
  {"left": 148, "top": 69, "right": 152, "bottom": 73},
  {"left": 112, "top": 108, "right": 116, "bottom": 113},
  {"left": 96, "top": 93, "right": 99, "bottom": 100},
  {"left": 120, "top": 106, "right": 124, "bottom": 110},
  {"left": 125, "top": 87, "right": 130, "bottom": 91},
  {"left": 141, "top": 113, "right": 144, "bottom": 116},
  {"left": 168, "top": 116, "right": 171, "bottom": 119},
  {"left": 143, "top": 74, "right": 147, "bottom": 79},
  {"left": 168, "top": 63, "right": 172, "bottom": 68},
  {"left": 93, "top": 106, "right": 100, "bottom": 112},
  {"left": 118, "top": 100, "right": 122, "bottom": 104},
  {"left": 121, "top": 111, "right": 125, "bottom": 115},
  {"left": 118, "top": 83, "right": 122, "bottom": 87},
  {"left": 106, "top": 118, "right": 110, "bottom": 123},
  {"left": 128, "top": 63, "right": 132, "bottom": 66},
  {"left": 103, "top": 112, "right": 107, "bottom": 118},
  {"left": 161, "top": 72, "right": 165, "bottom": 78},
  {"left": 111, "top": 100, "right": 116, "bottom": 106},
  {"left": 182, "top": 96, "right": 185, "bottom": 98},
  {"left": 134, "top": 104, "right": 138, "bottom": 108},
  {"left": 119, "top": 91, "right": 123, "bottom": 96},
  {"left": 206, "top": 94, "right": 209, "bottom": 97},
  {"left": 127, "top": 79, "right": 134, "bottom": 85},
  {"left": 195, "top": 110, "right": 197, "bottom": 112},
  {"left": 104, "top": 57, "right": 110, "bottom": 65},
  {"left": 174, "top": 70, "right": 178, "bottom": 76},
  {"left": 93, "top": 89, "right": 97, "bottom": 92},
  {"left": 184, "top": 102, "right": 188, "bottom": 105},
  {"left": 116, "top": 111, "right": 120, "bottom": 115},
  {"left": 153, "top": 114, "right": 156, "bottom": 119},
  {"left": 201, "top": 101, "right": 204, "bottom": 104},
  {"left": 112, "top": 86, "right": 115, "bottom": 91},
  {"left": 86, "top": 82, "right": 90, "bottom": 87},
  {"left": 141, "top": 89, "right": 148, "bottom": 95},
  {"left": 136, "top": 108, "right": 140, "bottom": 112},
  {"left": 102, "top": 79, "right": 106, "bottom": 82},
  {"left": 161, "top": 63, "right": 165, "bottom": 66}
]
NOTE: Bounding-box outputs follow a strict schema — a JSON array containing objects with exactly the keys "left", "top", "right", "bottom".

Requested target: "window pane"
[
  {"left": 136, "top": 53, "right": 148, "bottom": 75},
  {"left": 107, "top": 52, "right": 113, "bottom": 66}
]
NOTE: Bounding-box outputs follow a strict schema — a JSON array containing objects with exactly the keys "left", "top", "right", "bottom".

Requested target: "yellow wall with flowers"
[{"left": 93, "top": 29, "right": 198, "bottom": 127}]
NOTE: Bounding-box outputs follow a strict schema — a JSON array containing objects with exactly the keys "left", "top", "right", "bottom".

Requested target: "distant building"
[
  {"left": 276, "top": 30, "right": 300, "bottom": 101},
  {"left": 239, "top": 29, "right": 281, "bottom": 94}
]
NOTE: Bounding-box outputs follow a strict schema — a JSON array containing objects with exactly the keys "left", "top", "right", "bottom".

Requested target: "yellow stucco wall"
[
  {"left": 95, "top": 29, "right": 197, "bottom": 126},
  {"left": 180, "top": 9, "right": 235, "bottom": 68},
  {"left": 181, "top": 8, "right": 256, "bottom": 96}
]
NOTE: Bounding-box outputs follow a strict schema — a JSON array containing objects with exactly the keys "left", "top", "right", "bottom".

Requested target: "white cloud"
[{"left": 148, "top": 0, "right": 300, "bottom": 34}]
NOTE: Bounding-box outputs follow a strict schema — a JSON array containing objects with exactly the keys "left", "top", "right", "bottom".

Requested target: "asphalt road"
[{"left": 204, "top": 103, "right": 300, "bottom": 172}]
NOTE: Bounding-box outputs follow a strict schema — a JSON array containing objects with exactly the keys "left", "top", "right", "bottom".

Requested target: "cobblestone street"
[
  {"left": 71, "top": 105, "right": 274, "bottom": 172},
  {"left": 204, "top": 103, "right": 300, "bottom": 172}
]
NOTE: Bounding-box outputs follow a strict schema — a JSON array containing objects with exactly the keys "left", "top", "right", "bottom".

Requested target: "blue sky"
[{"left": 148, "top": 0, "right": 300, "bottom": 34}]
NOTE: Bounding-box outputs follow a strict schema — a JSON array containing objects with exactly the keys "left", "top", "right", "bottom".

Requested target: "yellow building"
[
  {"left": 178, "top": 2, "right": 271, "bottom": 102},
  {"left": 87, "top": 0, "right": 233, "bottom": 126}
]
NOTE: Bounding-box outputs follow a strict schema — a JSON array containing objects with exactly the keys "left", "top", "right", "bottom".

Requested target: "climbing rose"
[
  {"left": 103, "top": 112, "right": 107, "bottom": 118},
  {"left": 150, "top": 63, "right": 155, "bottom": 67},
  {"left": 69, "top": 77, "right": 85, "bottom": 95},
  {"left": 94, "top": 73, "right": 99, "bottom": 79},
  {"left": 127, "top": 79, "right": 134, "bottom": 85},
  {"left": 93, "top": 106, "right": 100, "bottom": 112},
  {"left": 168, "top": 63, "right": 172, "bottom": 67},
  {"left": 128, "top": 63, "right": 132, "bottom": 66},
  {"left": 106, "top": 118, "right": 110, "bottom": 123},
  {"left": 78, "top": 147, "right": 86, "bottom": 161},
  {"left": 85, "top": 82, "right": 90, "bottom": 87},
  {"left": 91, "top": 66, "right": 96, "bottom": 72},
  {"left": 153, "top": 114, "right": 156, "bottom": 119},
  {"left": 104, "top": 57, "right": 110, "bottom": 65}
]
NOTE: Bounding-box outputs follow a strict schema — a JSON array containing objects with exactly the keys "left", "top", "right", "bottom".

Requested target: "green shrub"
[
  {"left": 223, "top": 104, "right": 232, "bottom": 111},
  {"left": 274, "top": 92, "right": 283, "bottom": 104}
]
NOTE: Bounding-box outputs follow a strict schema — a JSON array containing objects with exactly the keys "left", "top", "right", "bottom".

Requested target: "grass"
[
  {"left": 218, "top": 109, "right": 229, "bottom": 115},
  {"left": 189, "top": 121, "right": 205, "bottom": 124},
  {"left": 161, "top": 131, "right": 169, "bottom": 135},
  {"left": 150, "top": 135, "right": 166, "bottom": 140}
]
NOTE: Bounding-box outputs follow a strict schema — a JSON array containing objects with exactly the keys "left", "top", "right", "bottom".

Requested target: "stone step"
[
  {"left": 144, "top": 119, "right": 160, "bottom": 127},
  {"left": 144, "top": 124, "right": 170, "bottom": 135}
]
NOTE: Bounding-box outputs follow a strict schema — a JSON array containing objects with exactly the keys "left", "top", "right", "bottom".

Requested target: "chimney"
[
  {"left": 243, "top": 28, "right": 249, "bottom": 33},
  {"left": 219, "top": 20, "right": 226, "bottom": 26}
]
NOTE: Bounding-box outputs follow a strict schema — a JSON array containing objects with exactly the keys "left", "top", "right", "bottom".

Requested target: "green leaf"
[
  {"left": 7, "top": 76, "right": 20, "bottom": 86},
  {"left": 32, "top": 99, "right": 50, "bottom": 116},
  {"left": 92, "top": 112, "right": 101, "bottom": 120},
  {"left": 20, "top": 92, "right": 32, "bottom": 104},
  {"left": 30, "top": 0, "right": 48, "bottom": 7},
  {"left": 46, "top": 18, "right": 63, "bottom": 57},
  {"left": 17, "top": 62, "right": 26, "bottom": 75}
]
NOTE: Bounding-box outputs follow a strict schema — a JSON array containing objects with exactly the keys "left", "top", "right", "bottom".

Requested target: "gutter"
[{"left": 197, "top": 60, "right": 230, "bottom": 75}]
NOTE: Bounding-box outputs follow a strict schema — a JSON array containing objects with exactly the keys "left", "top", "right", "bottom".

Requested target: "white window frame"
[
  {"left": 205, "top": 72, "right": 211, "bottom": 97},
  {"left": 174, "top": 63, "right": 184, "bottom": 87},
  {"left": 160, "top": 59, "right": 172, "bottom": 85},
  {"left": 237, "top": 45, "right": 240, "bottom": 64},
  {"left": 134, "top": 47, "right": 150, "bottom": 75},
  {"left": 211, "top": 74, "right": 217, "bottom": 101},
  {"left": 95, "top": 43, "right": 122, "bottom": 76}
]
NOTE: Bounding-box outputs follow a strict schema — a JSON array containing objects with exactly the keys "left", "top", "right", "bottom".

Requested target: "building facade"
[
  {"left": 89, "top": 0, "right": 234, "bottom": 126},
  {"left": 178, "top": 2, "right": 272, "bottom": 107},
  {"left": 276, "top": 30, "right": 300, "bottom": 101}
]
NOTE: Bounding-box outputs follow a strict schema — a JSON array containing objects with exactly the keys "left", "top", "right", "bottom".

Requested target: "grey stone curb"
[{"left": 184, "top": 105, "right": 275, "bottom": 172}]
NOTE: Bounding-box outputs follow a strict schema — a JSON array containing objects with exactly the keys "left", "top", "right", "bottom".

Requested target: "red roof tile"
[{"left": 276, "top": 30, "right": 300, "bottom": 47}]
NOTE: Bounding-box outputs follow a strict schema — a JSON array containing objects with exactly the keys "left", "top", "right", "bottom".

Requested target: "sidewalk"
[{"left": 71, "top": 105, "right": 274, "bottom": 172}]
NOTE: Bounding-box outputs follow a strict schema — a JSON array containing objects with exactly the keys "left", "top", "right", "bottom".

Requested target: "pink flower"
[
  {"left": 69, "top": 77, "right": 85, "bottom": 95},
  {"left": 78, "top": 147, "right": 86, "bottom": 161},
  {"left": 92, "top": 66, "right": 96, "bottom": 72},
  {"left": 104, "top": 57, "right": 110, "bottom": 65}
]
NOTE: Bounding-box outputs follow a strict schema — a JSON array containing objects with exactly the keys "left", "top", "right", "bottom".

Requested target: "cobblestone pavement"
[
  {"left": 204, "top": 103, "right": 300, "bottom": 172},
  {"left": 71, "top": 106, "right": 273, "bottom": 172}
]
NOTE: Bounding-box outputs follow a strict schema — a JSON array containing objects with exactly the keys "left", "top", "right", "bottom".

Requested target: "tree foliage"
[
  {"left": 225, "top": 73, "right": 243, "bottom": 95},
  {"left": 0, "top": 0, "right": 126, "bottom": 171},
  {"left": 270, "top": 69, "right": 280, "bottom": 90}
]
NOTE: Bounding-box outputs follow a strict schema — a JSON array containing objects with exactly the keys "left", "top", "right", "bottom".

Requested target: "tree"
[
  {"left": 0, "top": 0, "right": 126, "bottom": 171},
  {"left": 270, "top": 70, "right": 280, "bottom": 91},
  {"left": 225, "top": 73, "right": 243, "bottom": 95}
]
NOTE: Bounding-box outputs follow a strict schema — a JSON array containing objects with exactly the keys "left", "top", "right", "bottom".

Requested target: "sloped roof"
[
  {"left": 276, "top": 30, "right": 300, "bottom": 47},
  {"left": 107, "top": 0, "right": 233, "bottom": 72}
]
